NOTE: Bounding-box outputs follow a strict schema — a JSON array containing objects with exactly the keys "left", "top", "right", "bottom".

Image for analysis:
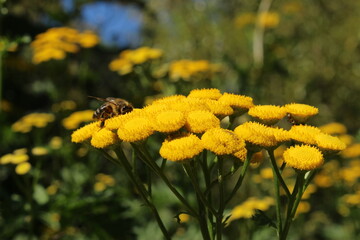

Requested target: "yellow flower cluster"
[
  {"left": 62, "top": 110, "right": 94, "bottom": 130},
  {"left": 12, "top": 113, "right": 55, "bottom": 133},
  {"left": 94, "top": 173, "right": 116, "bottom": 192},
  {"left": 168, "top": 60, "right": 221, "bottom": 81},
  {"left": 71, "top": 88, "right": 346, "bottom": 169},
  {"left": 229, "top": 197, "right": 274, "bottom": 221},
  {"left": 0, "top": 148, "right": 31, "bottom": 175},
  {"left": 257, "top": 12, "right": 280, "bottom": 28},
  {"left": 109, "top": 47, "right": 163, "bottom": 75},
  {"left": 31, "top": 27, "right": 99, "bottom": 64},
  {"left": 71, "top": 89, "right": 253, "bottom": 161}
]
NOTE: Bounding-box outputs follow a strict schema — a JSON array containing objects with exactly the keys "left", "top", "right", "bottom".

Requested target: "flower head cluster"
[
  {"left": 94, "top": 173, "right": 116, "bottom": 192},
  {"left": 0, "top": 148, "right": 31, "bottom": 175},
  {"left": 109, "top": 47, "right": 163, "bottom": 75},
  {"left": 71, "top": 89, "right": 252, "bottom": 160},
  {"left": 168, "top": 60, "right": 221, "bottom": 81},
  {"left": 12, "top": 113, "right": 55, "bottom": 133},
  {"left": 229, "top": 197, "right": 274, "bottom": 221},
  {"left": 71, "top": 88, "right": 345, "bottom": 167},
  {"left": 284, "top": 103, "right": 319, "bottom": 124},
  {"left": 31, "top": 27, "right": 99, "bottom": 64},
  {"left": 257, "top": 12, "right": 280, "bottom": 28}
]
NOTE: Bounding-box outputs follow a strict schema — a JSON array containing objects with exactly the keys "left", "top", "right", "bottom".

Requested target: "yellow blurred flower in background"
[
  {"left": 31, "top": 27, "right": 99, "bottom": 64},
  {"left": 12, "top": 113, "right": 55, "bottom": 133},
  {"left": 168, "top": 59, "right": 221, "bottom": 81},
  {"left": 257, "top": 12, "right": 280, "bottom": 28},
  {"left": 62, "top": 110, "right": 94, "bottom": 130}
]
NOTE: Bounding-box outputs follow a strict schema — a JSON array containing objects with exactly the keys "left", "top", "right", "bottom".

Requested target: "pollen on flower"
[
  {"left": 315, "top": 133, "right": 346, "bottom": 152},
  {"left": 159, "top": 134, "right": 203, "bottom": 162},
  {"left": 284, "top": 103, "right": 319, "bottom": 123},
  {"left": 91, "top": 128, "right": 118, "bottom": 148},
  {"left": 283, "top": 145, "right": 324, "bottom": 171},
  {"left": 218, "top": 93, "right": 254, "bottom": 111},
  {"left": 289, "top": 124, "right": 322, "bottom": 145},
  {"left": 187, "top": 88, "right": 222, "bottom": 100},
  {"left": 117, "top": 117, "right": 154, "bottom": 142},
  {"left": 71, "top": 121, "right": 101, "bottom": 143},
  {"left": 185, "top": 110, "right": 220, "bottom": 133},
  {"left": 248, "top": 105, "right": 286, "bottom": 125},
  {"left": 152, "top": 110, "right": 186, "bottom": 132},
  {"left": 201, "top": 128, "right": 245, "bottom": 155}
]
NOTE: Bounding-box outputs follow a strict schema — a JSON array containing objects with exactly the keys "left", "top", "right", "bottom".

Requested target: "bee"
[{"left": 89, "top": 96, "right": 133, "bottom": 127}]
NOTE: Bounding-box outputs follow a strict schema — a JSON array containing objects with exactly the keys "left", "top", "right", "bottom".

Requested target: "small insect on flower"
[{"left": 90, "top": 96, "right": 133, "bottom": 127}]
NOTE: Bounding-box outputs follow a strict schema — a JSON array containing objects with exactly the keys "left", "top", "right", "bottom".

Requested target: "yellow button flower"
[
  {"left": 218, "top": 93, "right": 254, "bottom": 113},
  {"left": 160, "top": 134, "right": 203, "bottom": 162},
  {"left": 248, "top": 105, "right": 286, "bottom": 125},
  {"left": 152, "top": 110, "right": 186, "bottom": 133},
  {"left": 203, "top": 99, "right": 234, "bottom": 117},
  {"left": 315, "top": 133, "right": 346, "bottom": 152},
  {"left": 283, "top": 145, "right": 324, "bottom": 171},
  {"left": 31, "top": 147, "right": 49, "bottom": 156},
  {"left": 201, "top": 128, "right": 245, "bottom": 155},
  {"left": 187, "top": 88, "right": 222, "bottom": 100},
  {"left": 15, "top": 162, "right": 32, "bottom": 175},
  {"left": 71, "top": 121, "right": 101, "bottom": 143},
  {"left": 284, "top": 103, "right": 319, "bottom": 124},
  {"left": 319, "top": 122, "right": 347, "bottom": 135},
  {"left": 117, "top": 117, "right": 154, "bottom": 142},
  {"left": 185, "top": 110, "right": 220, "bottom": 133},
  {"left": 341, "top": 143, "right": 360, "bottom": 158},
  {"left": 234, "top": 122, "right": 278, "bottom": 149},
  {"left": 169, "top": 98, "right": 210, "bottom": 113},
  {"left": 288, "top": 124, "right": 322, "bottom": 145},
  {"left": 91, "top": 128, "right": 118, "bottom": 148}
]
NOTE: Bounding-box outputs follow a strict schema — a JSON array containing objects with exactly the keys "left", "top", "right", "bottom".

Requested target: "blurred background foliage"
[{"left": 0, "top": 0, "right": 359, "bottom": 239}]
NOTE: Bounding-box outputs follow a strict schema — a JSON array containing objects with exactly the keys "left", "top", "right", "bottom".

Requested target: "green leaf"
[{"left": 33, "top": 184, "right": 49, "bottom": 205}]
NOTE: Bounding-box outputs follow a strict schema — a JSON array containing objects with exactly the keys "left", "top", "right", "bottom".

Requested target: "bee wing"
[{"left": 88, "top": 96, "right": 108, "bottom": 102}]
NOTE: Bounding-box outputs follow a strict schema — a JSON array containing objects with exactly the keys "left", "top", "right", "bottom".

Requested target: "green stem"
[
  {"left": 183, "top": 162, "right": 217, "bottom": 216},
  {"left": 268, "top": 150, "right": 291, "bottom": 198},
  {"left": 101, "top": 148, "right": 171, "bottom": 240},
  {"left": 216, "top": 156, "right": 225, "bottom": 240},
  {"left": 281, "top": 171, "right": 306, "bottom": 240},
  {"left": 270, "top": 154, "right": 283, "bottom": 238},
  {"left": 132, "top": 143, "right": 199, "bottom": 218},
  {"left": 0, "top": 51, "right": 3, "bottom": 111},
  {"left": 224, "top": 151, "right": 252, "bottom": 206}
]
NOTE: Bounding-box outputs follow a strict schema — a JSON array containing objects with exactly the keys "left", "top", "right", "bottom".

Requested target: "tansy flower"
[
  {"left": 341, "top": 143, "right": 360, "bottom": 158},
  {"left": 235, "top": 13, "right": 255, "bottom": 28},
  {"left": 62, "top": 110, "right": 94, "bottom": 130},
  {"left": 284, "top": 103, "right": 319, "bottom": 124},
  {"left": 187, "top": 88, "right": 222, "bottom": 100},
  {"left": 169, "top": 98, "right": 210, "bottom": 114},
  {"left": 12, "top": 113, "right": 55, "bottom": 133},
  {"left": 315, "top": 133, "right": 346, "bottom": 152},
  {"left": 91, "top": 128, "right": 118, "bottom": 148},
  {"left": 233, "top": 147, "right": 248, "bottom": 162},
  {"left": 117, "top": 117, "right": 154, "bottom": 142},
  {"left": 104, "top": 109, "right": 143, "bottom": 130},
  {"left": 71, "top": 121, "right": 101, "bottom": 143},
  {"left": 185, "top": 110, "right": 220, "bottom": 133},
  {"left": 234, "top": 122, "right": 278, "bottom": 149},
  {"left": 288, "top": 124, "right": 322, "bottom": 145},
  {"left": 152, "top": 110, "right": 186, "bottom": 133},
  {"left": 15, "top": 162, "right": 32, "bottom": 175},
  {"left": 228, "top": 197, "right": 274, "bottom": 221},
  {"left": 319, "top": 122, "right": 347, "bottom": 135},
  {"left": 151, "top": 95, "right": 187, "bottom": 105},
  {"left": 31, "top": 147, "right": 49, "bottom": 156},
  {"left": 169, "top": 60, "right": 221, "bottom": 81},
  {"left": 218, "top": 93, "right": 254, "bottom": 113},
  {"left": 203, "top": 99, "right": 234, "bottom": 117},
  {"left": 282, "top": 145, "right": 324, "bottom": 171},
  {"left": 257, "top": 12, "right": 280, "bottom": 28},
  {"left": 248, "top": 105, "right": 286, "bottom": 125},
  {"left": 201, "top": 128, "right": 245, "bottom": 155},
  {"left": 159, "top": 134, "right": 203, "bottom": 162}
]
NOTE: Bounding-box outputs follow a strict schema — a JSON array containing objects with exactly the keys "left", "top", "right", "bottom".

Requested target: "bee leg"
[{"left": 100, "top": 120, "right": 105, "bottom": 128}]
